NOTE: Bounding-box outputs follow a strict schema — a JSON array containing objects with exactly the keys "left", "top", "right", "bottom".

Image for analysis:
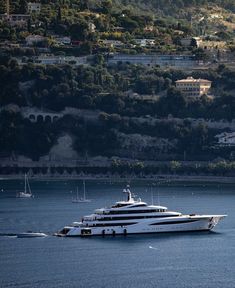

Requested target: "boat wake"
[
  {"left": 1, "top": 235, "right": 18, "bottom": 238},
  {"left": 149, "top": 245, "right": 159, "bottom": 250},
  {"left": 0, "top": 232, "right": 48, "bottom": 238}
]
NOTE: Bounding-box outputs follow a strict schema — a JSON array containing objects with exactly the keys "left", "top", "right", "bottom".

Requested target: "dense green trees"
[
  {"left": 3, "top": 0, "right": 235, "bottom": 15},
  {"left": 0, "top": 110, "right": 55, "bottom": 159},
  {"left": 0, "top": 59, "right": 235, "bottom": 120},
  {"left": 0, "top": 107, "right": 218, "bottom": 160},
  {"left": 119, "top": 0, "right": 235, "bottom": 13},
  {"left": 1, "top": 0, "right": 234, "bottom": 58},
  {"left": 0, "top": 59, "right": 234, "bottom": 160},
  {"left": 69, "top": 21, "right": 89, "bottom": 41},
  {"left": 0, "top": 0, "right": 234, "bottom": 163}
]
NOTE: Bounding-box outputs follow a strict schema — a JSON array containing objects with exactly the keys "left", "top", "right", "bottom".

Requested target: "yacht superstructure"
[{"left": 57, "top": 187, "right": 226, "bottom": 237}]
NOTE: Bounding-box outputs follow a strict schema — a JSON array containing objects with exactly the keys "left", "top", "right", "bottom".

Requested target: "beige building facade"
[{"left": 175, "top": 76, "right": 212, "bottom": 97}]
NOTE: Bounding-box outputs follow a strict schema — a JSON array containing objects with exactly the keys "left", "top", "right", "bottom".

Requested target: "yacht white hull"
[
  {"left": 58, "top": 215, "right": 226, "bottom": 237},
  {"left": 16, "top": 192, "right": 33, "bottom": 198}
]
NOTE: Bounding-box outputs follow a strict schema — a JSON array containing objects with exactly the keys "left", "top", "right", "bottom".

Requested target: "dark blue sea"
[{"left": 0, "top": 179, "right": 234, "bottom": 288}]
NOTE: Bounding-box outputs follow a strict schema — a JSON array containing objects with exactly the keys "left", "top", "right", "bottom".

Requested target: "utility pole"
[{"left": 6, "top": 0, "right": 10, "bottom": 19}]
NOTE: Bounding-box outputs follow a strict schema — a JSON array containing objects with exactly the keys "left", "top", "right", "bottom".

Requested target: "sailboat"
[
  {"left": 72, "top": 181, "right": 91, "bottom": 203},
  {"left": 16, "top": 174, "right": 33, "bottom": 198}
]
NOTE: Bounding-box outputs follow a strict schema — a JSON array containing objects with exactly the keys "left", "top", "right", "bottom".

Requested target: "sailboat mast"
[
  {"left": 83, "top": 180, "right": 86, "bottom": 200},
  {"left": 24, "top": 174, "right": 27, "bottom": 193},
  {"left": 151, "top": 186, "right": 153, "bottom": 205},
  {"left": 157, "top": 183, "right": 160, "bottom": 206},
  {"left": 27, "top": 176, "right": 32, "bottom": 195}
]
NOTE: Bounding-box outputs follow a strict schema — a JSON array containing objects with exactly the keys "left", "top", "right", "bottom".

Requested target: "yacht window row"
[
  {"left": 150, "top": 219, "right": 198, "bottom": 225},
  {"left": 102, "top": 209, "right": 166, "bottom": 215},
  {"left": 111, "top": 203, "right": 130, "bottom": 208},
  {"left": 128, "top": 204, "right": 147, "bottom": 208},
  {"left": 94, "top": 214, "right": 179, "bottom": 221},
  {"left": 87, "top": 222, "right": 137, "bottom": 227}
]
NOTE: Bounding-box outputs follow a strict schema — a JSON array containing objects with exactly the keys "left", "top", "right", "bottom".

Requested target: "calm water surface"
[{"left": 0, "top": 180, "right": 234, "bottom": 288}]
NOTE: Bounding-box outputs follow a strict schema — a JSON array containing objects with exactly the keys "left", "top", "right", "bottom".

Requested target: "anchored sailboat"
[
  {"left": 72, "top": 181, "right": 91, "bottom": 203},
  {"left": 16, "top": 174, "right": 33, "bottom": 198}
]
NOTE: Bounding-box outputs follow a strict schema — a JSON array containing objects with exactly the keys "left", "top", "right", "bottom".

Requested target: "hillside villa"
[{"left": 175, "top": 77, "right": 212, "bottom": 98}]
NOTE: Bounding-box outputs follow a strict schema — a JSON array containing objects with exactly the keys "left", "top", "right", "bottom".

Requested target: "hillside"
[
  {"left": 0, "top": 59, "right": 234, "bottom": 162},
  {"left": 117, "top": 0, "right": 235, "bottom": 13},
  {"left": 116, "top": 1, "right": 235, "bottom": 36},
  {"left": 0, "top": 0, "right": 235, "bottom": 168}
]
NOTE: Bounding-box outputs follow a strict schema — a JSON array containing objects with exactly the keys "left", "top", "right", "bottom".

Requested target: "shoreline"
[{"left": 0, "top": 174, "right": 235, "bottom": 184}]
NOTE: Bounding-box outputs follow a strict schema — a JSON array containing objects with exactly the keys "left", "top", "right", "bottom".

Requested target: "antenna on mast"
[
  {"left": 123, "top": 184, "right": 133, "bottom": 202},
  {"left": 151, "top": 185, "right": 153, "bottom": 205},
  {"left": 156, "top": 181, "right": 160, "bottom": 206}
]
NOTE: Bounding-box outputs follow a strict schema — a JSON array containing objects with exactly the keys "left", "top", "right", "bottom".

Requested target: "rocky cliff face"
[{"left": 46, "top": 134, "right": 78, "bottom": 160}]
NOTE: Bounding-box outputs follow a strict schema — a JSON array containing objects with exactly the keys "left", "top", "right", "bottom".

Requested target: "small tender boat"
[
  {"left": 57, "top": 186, "right": 227, "bottom": 237},
  {"left": 17, "top": 232, "right": 47, "bottom": 238}
]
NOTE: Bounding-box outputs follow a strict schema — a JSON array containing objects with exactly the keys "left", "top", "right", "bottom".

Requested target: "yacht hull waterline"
[{"left": 56, "top": 187, "right": 226, "bottom": 237}]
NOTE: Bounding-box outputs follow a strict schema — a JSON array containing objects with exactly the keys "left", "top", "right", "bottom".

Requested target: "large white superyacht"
[{"left": 57, "top": 187, "right": 226, "bottom": 237}]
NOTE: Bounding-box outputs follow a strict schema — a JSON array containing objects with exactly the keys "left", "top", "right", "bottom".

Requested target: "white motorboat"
[
  {"left": 57, "top": 186, "right": 226, "bottom": 237},
  {"left": 17, "top": 232, "right": 47, "bottom": 238},
  {"left": 16, "top": 174, "right": 34, "bottom": 198},
  {"left": 72, "top": 181, "right": 91, "bottom": 203}
]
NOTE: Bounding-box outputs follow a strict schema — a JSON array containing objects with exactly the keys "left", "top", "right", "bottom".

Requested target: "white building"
[
  {"left": 134, "top": 39, "right": 155, "bottom": 47},
  {"left": 215, "top": 132, "right": 235, "bottom": 146},
  {"left": 0, "top": 14, "right": 30, "bottom": 27},
  {"left": 54, "top": 36, "right": 71, "bottom": 45},
  {"left": 25, "top": 35, "right": 46, "bottom": 46},
  {"left": 100, "top": 40, "right": 124, "bottom": 48},
  {"left": 146, "top": 39, "right": 155, "bottom": 46},
  {"left": 134, "top": 39, "right": 147, "bottom": 47},
  {"left": 33, "top": 55, "right": 88, "bottom": 66},
  {"left": 108, "top": 54, "right": 198, "bottom": 68},
  {"left": 88, "top": 22, "right": 96, "bottom": 32},
  {"left": 27, "top": 2, "right": 41, "bottom": 13}
]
